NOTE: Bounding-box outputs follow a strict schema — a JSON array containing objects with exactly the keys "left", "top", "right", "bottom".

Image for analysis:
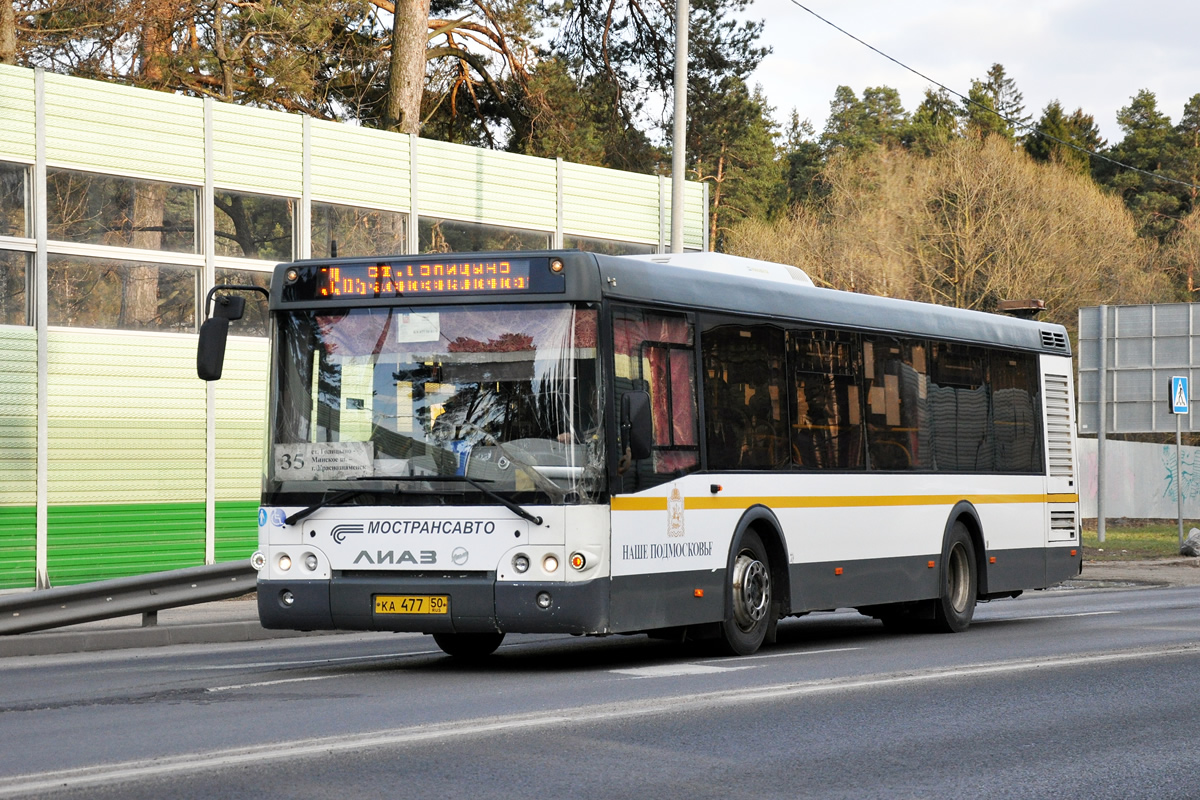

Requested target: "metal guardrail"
[{"left": 0, "top": 561, "right": 257, "bottom": 635}]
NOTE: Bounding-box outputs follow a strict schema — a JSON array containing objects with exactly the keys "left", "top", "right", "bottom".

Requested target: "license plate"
[{"left": 374, "top": 595, "right": 449, "bottom": 615}]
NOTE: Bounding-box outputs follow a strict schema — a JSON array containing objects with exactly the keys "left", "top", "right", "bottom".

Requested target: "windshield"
[{"left": 270, "top": 303, "right": 604, "bottom": 504}]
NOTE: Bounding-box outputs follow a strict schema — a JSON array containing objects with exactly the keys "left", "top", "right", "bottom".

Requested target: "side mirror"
[
  {"left": 621, "top": 390, "right": 653, "bottom": 461},
  {"left": 197, "top": 315, "right": 232, "bottom": 381},
  {"left": 197, "top": 292, "right": 246, "bottom": 381}
]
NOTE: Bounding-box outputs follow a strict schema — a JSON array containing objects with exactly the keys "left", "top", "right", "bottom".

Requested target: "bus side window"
[
  {"left": 789, "top": 329, "right": 863, "bottom": 470},
  {"left": 702, "top": 323, "right": 788, "bottom": 470},
  {"left": 928, "top": 342, "right": 991, "bottom": 471},
  {"left": 863, "top": 336, "right": 928, "bottom": 471},
  {"left": 990, "top": 351, "right": 1043, "bottom": 473},
  {"left": 611, "top": 306, "right": 699, "bottom": 489}
]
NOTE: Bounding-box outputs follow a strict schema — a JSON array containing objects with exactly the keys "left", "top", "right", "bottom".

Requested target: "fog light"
[
  {"left": 536, "top": 591, "right": 552, "bottom": 609},
  {"left": 513, "top": 554, "right": 530, "bottom": 573},
  {"left": 250, "top": 551, "right": 266, "bottom": 571},
  {"left": 303, "top": 553, "right": 318, "bottom": 571},
  {"left": 569, "top": 552, "right": 586, "bottom": 570},
  {"left": 543, "top": 555, "right": 559, "bottom": 573},
  {"left": 278, "top": 554, "right": 292, "bottom": 571},
  {"left": 281, "top": 590, "right": 295, "bottom": 606}
]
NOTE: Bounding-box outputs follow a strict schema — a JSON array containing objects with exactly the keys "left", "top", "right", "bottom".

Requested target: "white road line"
[
  {"left": 206, "top": 675, "right": 345, "bottom": 692},
  {"left": 3, "top": 642, "right": 1198, "bottom": 797},
  {"left": 700, "top": 646, "right": 863, "bottom": 664},
  {"left": 985, "top": 611, "right": 1120, "bottom": 622},
  {"left": 611, "top": 663, "right": 755, "bottom": 678}
]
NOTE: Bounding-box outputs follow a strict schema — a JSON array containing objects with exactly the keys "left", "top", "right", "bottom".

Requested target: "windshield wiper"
[
  {"left": 284, "top": 486, "right": 401, "bottom": 526},
  {"left": 284, "top": 475, "right": 544, "bottom": 527},
  {"left": 462, "top": 476, "right": 544, "bottom": 526},
  {"left": 372, "top": 475, "right": 544, "bottom": 526}
]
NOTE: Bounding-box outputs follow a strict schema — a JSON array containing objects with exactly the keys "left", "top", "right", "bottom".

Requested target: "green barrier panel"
[
  {"left": 215, "top": 500, "right": 259, "bottom": 562},
  {"left": 47, "top": 502, "right": 206, "bottom": 586},
  {"left": 0, "top": 506, "right": 36, "bottom": 590}
]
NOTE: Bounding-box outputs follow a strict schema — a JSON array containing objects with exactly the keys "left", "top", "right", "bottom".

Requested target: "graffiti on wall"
[
  {"left": 1160, "top": 445, "right": 1200, "bottom": 504},
  {"left": 1078, "top": 438, "right": 1200, "bottom": 518}
]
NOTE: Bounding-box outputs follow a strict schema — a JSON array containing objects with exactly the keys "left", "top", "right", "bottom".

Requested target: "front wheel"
[
  {"left": 432, "top": 632, "right": 505, "bottom": 659},
  {"left": 932, "top": 522, "right": 977, "bottom": 633},
  {"left": 718, "top": 530, "right": 773, "bottom": 655}
]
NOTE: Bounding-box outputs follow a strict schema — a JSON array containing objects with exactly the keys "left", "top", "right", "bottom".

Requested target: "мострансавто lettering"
[{"left": 366, "top": 520, "right": 497, "bottom": 535}]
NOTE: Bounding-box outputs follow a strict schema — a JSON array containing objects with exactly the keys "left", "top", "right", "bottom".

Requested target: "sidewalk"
[
  {"left": 0, "top": 593, "right": 339, "bottom": 659},
  {"left": 1073, "top": 557, "right": 1200, "bottom": 588},
  {"left": 3, "top": 560, "right": 1198, "bottom": 659}
]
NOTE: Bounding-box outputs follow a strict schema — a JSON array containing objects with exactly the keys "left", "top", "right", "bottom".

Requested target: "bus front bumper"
[{"left": 256, "top": 574, "right": 610, "bottom": 635}]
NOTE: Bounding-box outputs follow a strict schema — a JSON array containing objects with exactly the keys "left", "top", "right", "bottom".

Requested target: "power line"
[{"left": 788, "top": 0, "right": 1200, "bottom": 193}]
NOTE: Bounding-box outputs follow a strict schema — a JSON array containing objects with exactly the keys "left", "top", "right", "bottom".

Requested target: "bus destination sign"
[{"left": 294, "top": 257, "right": 564, "bottom": 301}]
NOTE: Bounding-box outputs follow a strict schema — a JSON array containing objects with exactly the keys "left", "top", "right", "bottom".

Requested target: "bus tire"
[
  {"left": 432, "top": 632, "right": 505, "bottom": 659},
  {"left": 932, "top": 522, "right": 977, "bottom": 633},
  {"left": 718, "top": 529, "right": 773, "bottom": 656}
]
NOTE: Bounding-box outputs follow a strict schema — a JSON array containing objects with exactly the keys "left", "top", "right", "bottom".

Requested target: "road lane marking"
[
  {"left": 983, "top": 611, "right": 1120, "bottom": 622},
  {"left": 4, "top": 642, "right": 1200, "bottom": 797},
  {"left": 611, "top": 663, "right": 755, "bottom": 677},
  {"left": 701, "top": 646, "right": 863, "bottom": 664},
  {"left": 613, "top": 647, "right": 862, "bottom": 677},
  {"left": 207, "top": 675, "right": 344, "bottom": 692}
]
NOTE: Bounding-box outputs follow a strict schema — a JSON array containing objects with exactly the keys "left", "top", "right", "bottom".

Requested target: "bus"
[{"left": 197, "top": 249, "right": 1080, "bottom": 658}]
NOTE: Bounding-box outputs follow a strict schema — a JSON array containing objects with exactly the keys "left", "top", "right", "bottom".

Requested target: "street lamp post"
[{"left": 670, "top": 0, "right": 688, "bottom": 253}]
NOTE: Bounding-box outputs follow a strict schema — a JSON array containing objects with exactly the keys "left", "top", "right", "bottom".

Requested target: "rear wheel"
[
  {"left": 432, "top": 632, "right": 505, "bottom": 659},
  {"left": 718, "top": 530, "right": 773, "bottom": 655},
  {"left": 932, "top": 522, "right": 977, "bottom": 633}
]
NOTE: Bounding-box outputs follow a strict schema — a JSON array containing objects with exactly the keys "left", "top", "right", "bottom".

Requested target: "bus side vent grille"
[
  {"left": 1050, "top": 510, "right": 1076, "bottom": 532},
  {"left": 1050, "top": 509, "right": 1078, "bottom": 542},
  {"left": 1040, "top": 330, "right": 1068, "bottom": 352},
  {"left": 1044, "top": 373, "right": 1074, "bottom": 478}
]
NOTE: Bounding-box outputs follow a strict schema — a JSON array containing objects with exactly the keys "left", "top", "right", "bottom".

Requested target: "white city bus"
[{"left": 198, "top": 250, "right": 1080, "bottom": 657}]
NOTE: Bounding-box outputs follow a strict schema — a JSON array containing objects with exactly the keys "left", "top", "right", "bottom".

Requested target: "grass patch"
[{"left": 1081, "top": 521, "right": 1190, "bottom": 560}]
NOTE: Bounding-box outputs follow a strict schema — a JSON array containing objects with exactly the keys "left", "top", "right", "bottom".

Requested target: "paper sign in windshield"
[
  {"left": 396, "top": 312, "right": 440, "bottom": 343},
  {"left": 274, "top": 441, "right": 374, "bottom": 480}
]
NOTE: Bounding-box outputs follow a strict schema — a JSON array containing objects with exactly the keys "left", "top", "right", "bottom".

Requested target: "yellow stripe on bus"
[{"left": 611, "top": 493, "right": 1079, "bottom": 512}]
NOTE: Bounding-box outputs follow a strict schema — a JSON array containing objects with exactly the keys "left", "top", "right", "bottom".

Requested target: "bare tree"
[{"left": 725, "top": 138, "right": 1166, "bottom": 334}]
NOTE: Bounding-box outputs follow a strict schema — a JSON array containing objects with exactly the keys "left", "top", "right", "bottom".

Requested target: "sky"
[{"left": 748, "top": 0, "right": 1200, "bottom": 145}]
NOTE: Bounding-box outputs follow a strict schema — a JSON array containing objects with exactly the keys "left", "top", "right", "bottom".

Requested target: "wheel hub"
[{"left": 731, "top": 553, "right": 770, "bottom": 630}]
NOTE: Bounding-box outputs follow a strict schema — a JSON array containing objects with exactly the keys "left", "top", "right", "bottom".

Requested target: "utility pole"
[{"left": 670, "top": 0, "right": 688, "bottom": 253}]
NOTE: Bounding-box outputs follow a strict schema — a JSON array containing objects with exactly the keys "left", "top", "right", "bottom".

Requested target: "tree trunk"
[
  {"left": 0, "top": 0, "right": 16, "bottom": 66},
  {"left": 385, "top": 0, "right": 431, "bottom": 134},
  {"left": 136, "top": 0, "right": 177, "bottom": 87},
  {"left": 123, "top": 181, "right": 166, "bottom": 328}
]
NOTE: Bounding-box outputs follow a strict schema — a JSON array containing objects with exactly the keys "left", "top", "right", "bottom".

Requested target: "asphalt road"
[{"left": 2, "top": 583, "right": 1199, "bottom": 799}]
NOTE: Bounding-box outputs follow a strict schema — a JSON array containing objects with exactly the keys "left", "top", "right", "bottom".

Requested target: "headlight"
[{"left": 277, "top": 554, "right": 292, "bottom": 572}]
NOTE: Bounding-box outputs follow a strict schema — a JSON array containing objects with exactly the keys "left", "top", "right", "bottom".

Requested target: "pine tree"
[
  {"left": 960, "top": 63, "right": 1028, "bottom": 141},
  {"left": 688, "top": 78, "right": 779, "bottom": 249},
  {"left": 1175, "top": 94, "right": 1200, "bottom": 209},
  {"left": 820, "top": 85, "right": 907, "bottom": 154},
  {"left": 1025, "top": 100, "right": 1103, "bottom": 174},
  {"left": 904, "top": 87, "right": 959, "bottom": 155},
  {"left": 780, "top": 111, "right": 823, "bottom": 207},
  {"left": 1099, "top": 89, "right": 1186, "bottom": 240}
]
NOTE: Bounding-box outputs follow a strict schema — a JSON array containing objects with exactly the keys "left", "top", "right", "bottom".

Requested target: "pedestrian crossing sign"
[{"left": 1171, "top": 376, "right": 1189, "bottom": 415}]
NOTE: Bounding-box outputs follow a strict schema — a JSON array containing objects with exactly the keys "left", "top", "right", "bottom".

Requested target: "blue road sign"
[{"left": 1171, "top": 376, "right": 1189, "bottom": 415}]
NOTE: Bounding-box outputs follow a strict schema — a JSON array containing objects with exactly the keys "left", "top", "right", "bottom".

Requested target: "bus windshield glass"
[{"left": 271, "top": 303, "right": 604, "bottom": 504}]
